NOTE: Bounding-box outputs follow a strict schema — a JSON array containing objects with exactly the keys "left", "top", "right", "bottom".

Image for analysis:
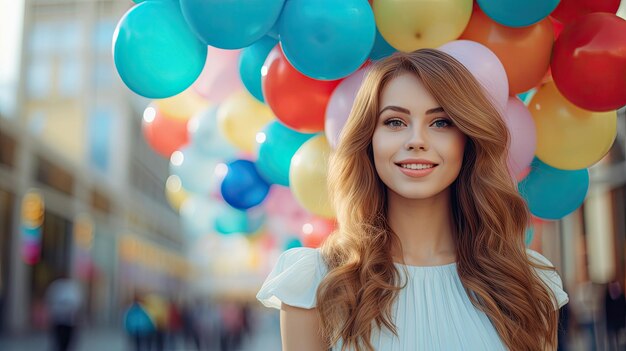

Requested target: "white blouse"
[{"left": 256, "top": 247, "right": 569, "bottom": 350}]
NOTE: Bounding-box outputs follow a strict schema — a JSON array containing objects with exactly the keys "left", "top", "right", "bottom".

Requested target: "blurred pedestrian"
[
  {"left": 123, "top": 294, "right": 155, "bottom": 351},
  {"left": 142, "top": 293, "right": 168, "bottom": 351},
  {"left": 165, "top": 298, "right": 182, "bottom": 350},
  {"left": 604, "top": 280, "right": 625, "bottom": 351},
  {"left": 572, "top": 280, "right": 597, "bottom": 351},
  {"left": 45, "top": 275, "right": 84, "bottom": 351}
]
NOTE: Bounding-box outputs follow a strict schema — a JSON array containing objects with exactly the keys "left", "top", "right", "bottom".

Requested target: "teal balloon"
[
  {"left": 524, "top": 225, "right": 534, "bottom": 247},
  {"left": 169, "top": 145, "right": 220, "bottom": 195},
  {"left": 369, "top": 28, "right": 396, "bottom": 61},
  {"left": 113, "top": 1, "right": 207, "bottom": 98},
  {"left": 256, "top": 121, "right": 316, "bottom": 186},
  {"left": 215, "top": 204, "right": 266, "bottom": 235},
  {"left": 239, "top": 36, "right": 278, "bottom": 102},
  {"left": 284, "top": 237, "right": 303, "bottom": 250},
  {"left": 477, "top": 0, "right": 560, "bottom": 27},
  {"left": 180, "top": 0, "right": 285, "bottom": 49},
  {"left": 517, "top": 88, "right": 536, "bottom": 106},
  {"left": 518, "top": 158, "right": 589, "bottom": 220},
  {"left": 279, "top": 0, "right": 375, "bottom": 79},
  {"left": 189, "top": 106, "right": 238, "bottom": 159}
]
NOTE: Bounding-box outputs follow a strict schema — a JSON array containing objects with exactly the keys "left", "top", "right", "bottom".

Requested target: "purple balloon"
[
  {"left": 324, "top": 68, "right": 368, "bottom": 149},
  {"left": 504, "top": 97, "right": 536, "bottom": 179},
  {"left": 438, "top": 40, "right": 509, "bottom": 113}
]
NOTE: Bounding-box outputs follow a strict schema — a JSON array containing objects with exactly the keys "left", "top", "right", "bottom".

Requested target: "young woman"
[{"left": 257, "top": 49, "right": 568, "bottom": 351}]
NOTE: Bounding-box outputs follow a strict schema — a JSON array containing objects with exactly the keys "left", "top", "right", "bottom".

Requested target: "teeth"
[{"left": 400, "top": 164, "right": 435, "bottom": 170}]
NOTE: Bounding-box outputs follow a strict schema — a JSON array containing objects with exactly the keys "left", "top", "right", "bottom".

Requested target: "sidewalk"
[{"left": 0, "top": 316, "right": 282, "bottom": 351}]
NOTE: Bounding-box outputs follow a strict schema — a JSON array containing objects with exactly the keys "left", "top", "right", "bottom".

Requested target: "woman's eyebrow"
[
  {"left": 378, "top": 106, "right": 411, "bottom": 117},
  {"left": 425, "top": 107, "right": 444, "bottom": 115}
]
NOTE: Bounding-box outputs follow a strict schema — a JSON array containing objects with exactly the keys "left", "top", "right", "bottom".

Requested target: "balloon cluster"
[{"left": 113, "top": 0, "right": 626, "bottom": 250}]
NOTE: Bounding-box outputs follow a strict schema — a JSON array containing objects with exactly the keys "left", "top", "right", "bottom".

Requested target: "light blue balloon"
[
  {"left": 179, "top": 0, "right": 285, "bottom": 49},
  {"left": 279, "top": 0, "right": 375, "bottom": 80},
  {"left": 169, "top": 145, "right": 220, "bottom": 195},
  {"left": 215, "top": 204, "right": 266, "bottom": 235},
  {"left": 113, "top": 1, "right": 207, "bottom": 98},
  {"left": 477, "top": 0, "right": 560, "bottom": 28},
  {"left": 256, "top": 121, "right": 316, "bottom": 186},
  {"left": 180, "top": 195, "right": 219, "bottom": 237},
  {"left": 518, "top": 158, "right": 589, "bottom": 220},
  {"left": 188, "top": 106, "right": 238, "bottom": 159},
  {"left": 369, "top": 28, "right": 396, "bottom": 61},
  {"left": 239, "top": 36, "right": 278, "bottom": 102}
]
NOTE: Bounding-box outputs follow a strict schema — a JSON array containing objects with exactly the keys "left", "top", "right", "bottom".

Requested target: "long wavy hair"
[{"left": 316, "top": 49, "right": 559, "bottom": 351}]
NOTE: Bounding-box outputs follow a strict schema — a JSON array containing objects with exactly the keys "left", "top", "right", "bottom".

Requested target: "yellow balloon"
[
  {"left": 374, "top": 0, "right": 472, "bottom": 52},
  {"left": 217, "top": 91, "right": 275, "bottom": 154},
  {"left": 153, "top": 88, "right": 209, "bottom": 121},
  {"left": 290, "top": 135, "right": 335, "bottom": 218},
  {"left": 165, "top": 175, "right": 189, "bottom": 212},
  {"left": 529, "top": 82, "right": 617, "bottom": 170}
]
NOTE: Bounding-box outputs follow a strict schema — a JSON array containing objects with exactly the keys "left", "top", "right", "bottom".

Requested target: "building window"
[
  {"left": 88, "top": 108, "right": 111, "bottom": 173},
  {"left": 26, "top": 59, "right": 51, "bottom": 99}
]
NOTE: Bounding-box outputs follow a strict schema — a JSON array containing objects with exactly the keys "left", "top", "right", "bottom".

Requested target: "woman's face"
[{"left": 372, "top": 73, "right": 467, "bottom": 200}]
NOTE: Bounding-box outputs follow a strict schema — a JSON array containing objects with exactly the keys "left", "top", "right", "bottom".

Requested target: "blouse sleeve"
[
  {"left": 526, "top": 248, "right": 569, "bottom": 309},
  {"left": 256, "top": 247, "right": 328, "bottom": 310}
]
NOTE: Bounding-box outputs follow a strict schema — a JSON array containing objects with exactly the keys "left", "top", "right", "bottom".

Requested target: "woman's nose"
[{"left": 404, "top": 126, "right": 428, "bottom": 151}]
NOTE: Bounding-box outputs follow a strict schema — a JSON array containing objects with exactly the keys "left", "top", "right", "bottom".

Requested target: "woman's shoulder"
[
  {"left": 256, "top": 247, "right": 329, "bottom": 310},
  {"left": 525, "top": 248, "right": 569, "bottom": 309}
]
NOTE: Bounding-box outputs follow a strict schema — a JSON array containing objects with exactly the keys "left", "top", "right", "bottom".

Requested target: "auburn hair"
[{"left": 316, "top": 49, "right": 559, "bottom": 351}]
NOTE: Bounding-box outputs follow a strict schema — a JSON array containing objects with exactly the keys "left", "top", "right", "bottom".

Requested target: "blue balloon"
[
  {"left": 188, "top": 107, "right": 238, "bottom": 159},
  {"left": 221, "top": 160, "right": 271, "bottom": 210},
  {"left": 170, "top": 145, "right": 220, "bottom": 195},
  {"left": 279, "top": 0, "right": 376, "bottom": 80},
  {"left": 179, "top": 0, "right": 285, "bottom": 49},
  {"left": 215, "top": 204, "right": 266, "bottom": 235},
  {"left": 369, "top": 28, "right": 397, "bottom": 61},
  {"left": 477, "top": 0, "right": 560, "bottom": 28},
  {"left": 239, "top": 36, "right": 278, "bottom": 102},
  {"left": 256, "top": 121, "right": 316, "bottom": 186},
  {"left": 518, "top": 158, "right": 589, "bottom": 220},
  {"left": 113, "top": 1, "right": 206, "bottom": 98}
]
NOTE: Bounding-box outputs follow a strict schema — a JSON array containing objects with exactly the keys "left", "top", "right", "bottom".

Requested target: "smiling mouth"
[{"left": 395, "top": 163, "right": 438, "bottom": 170}]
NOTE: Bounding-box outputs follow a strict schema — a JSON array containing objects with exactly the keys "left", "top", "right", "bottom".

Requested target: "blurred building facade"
[{"left": 0, "top": 0, "right": 187, "bottom": 334}]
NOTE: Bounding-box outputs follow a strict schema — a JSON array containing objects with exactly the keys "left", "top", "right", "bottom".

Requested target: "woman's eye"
[
  {"left": 384, "top": 119, "right": 405, "bottom": 128},
  {"left": 432, "top": 119, "right": 452, "bottom": 128}
]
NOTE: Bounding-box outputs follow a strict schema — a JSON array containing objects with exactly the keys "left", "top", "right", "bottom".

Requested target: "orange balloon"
[
  {"left": 142, "top": 105, "right": 189, "bottom": 158},
  {"left": 460, "top": 10, "right": 554, "bottom": 95}
]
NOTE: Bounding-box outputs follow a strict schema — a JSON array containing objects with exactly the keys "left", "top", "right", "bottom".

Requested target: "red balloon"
[
  {"left": 300, "top": 217, "right": 336, "bottom": 248},
  {"left": 551, "top": 0, "right": 620, "bottom": 25},
  {"left": 551, "top": 13, "right": 626, "bottom": 112},
  {"left": 262, "top": 45, "right": 341, "bottom": 133},
  {"left": 142, "top": 104, "right": 190, "bottom": 158},
  {"left": 549, "top": 16, "right": 564, "bottom": 39}
]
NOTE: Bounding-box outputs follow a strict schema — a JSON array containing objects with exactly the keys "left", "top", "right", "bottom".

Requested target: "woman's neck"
[{"left": 386, "top": 187, "right": 457, "bottom": 266}]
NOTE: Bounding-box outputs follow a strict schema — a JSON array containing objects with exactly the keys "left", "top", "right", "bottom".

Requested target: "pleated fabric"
[{"left": 257, "top": 247, "right": 569, "bottom": 351}]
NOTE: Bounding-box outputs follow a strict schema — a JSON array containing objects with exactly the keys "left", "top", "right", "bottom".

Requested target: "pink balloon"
[
  {"left": 503, "top": 97, "right": 536, "bottom": 179},
  {"left": 438, "top": 40, "right": 509, "bottom": 113},
  {"left": 264, "top": 185, "right": 310, "bottom": 233},
  {"left": 192, "top": 47, "right": 244, "bottom": 103},
  {"left": 325, "top": 68, "right": 368, "bottom": 149}
]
